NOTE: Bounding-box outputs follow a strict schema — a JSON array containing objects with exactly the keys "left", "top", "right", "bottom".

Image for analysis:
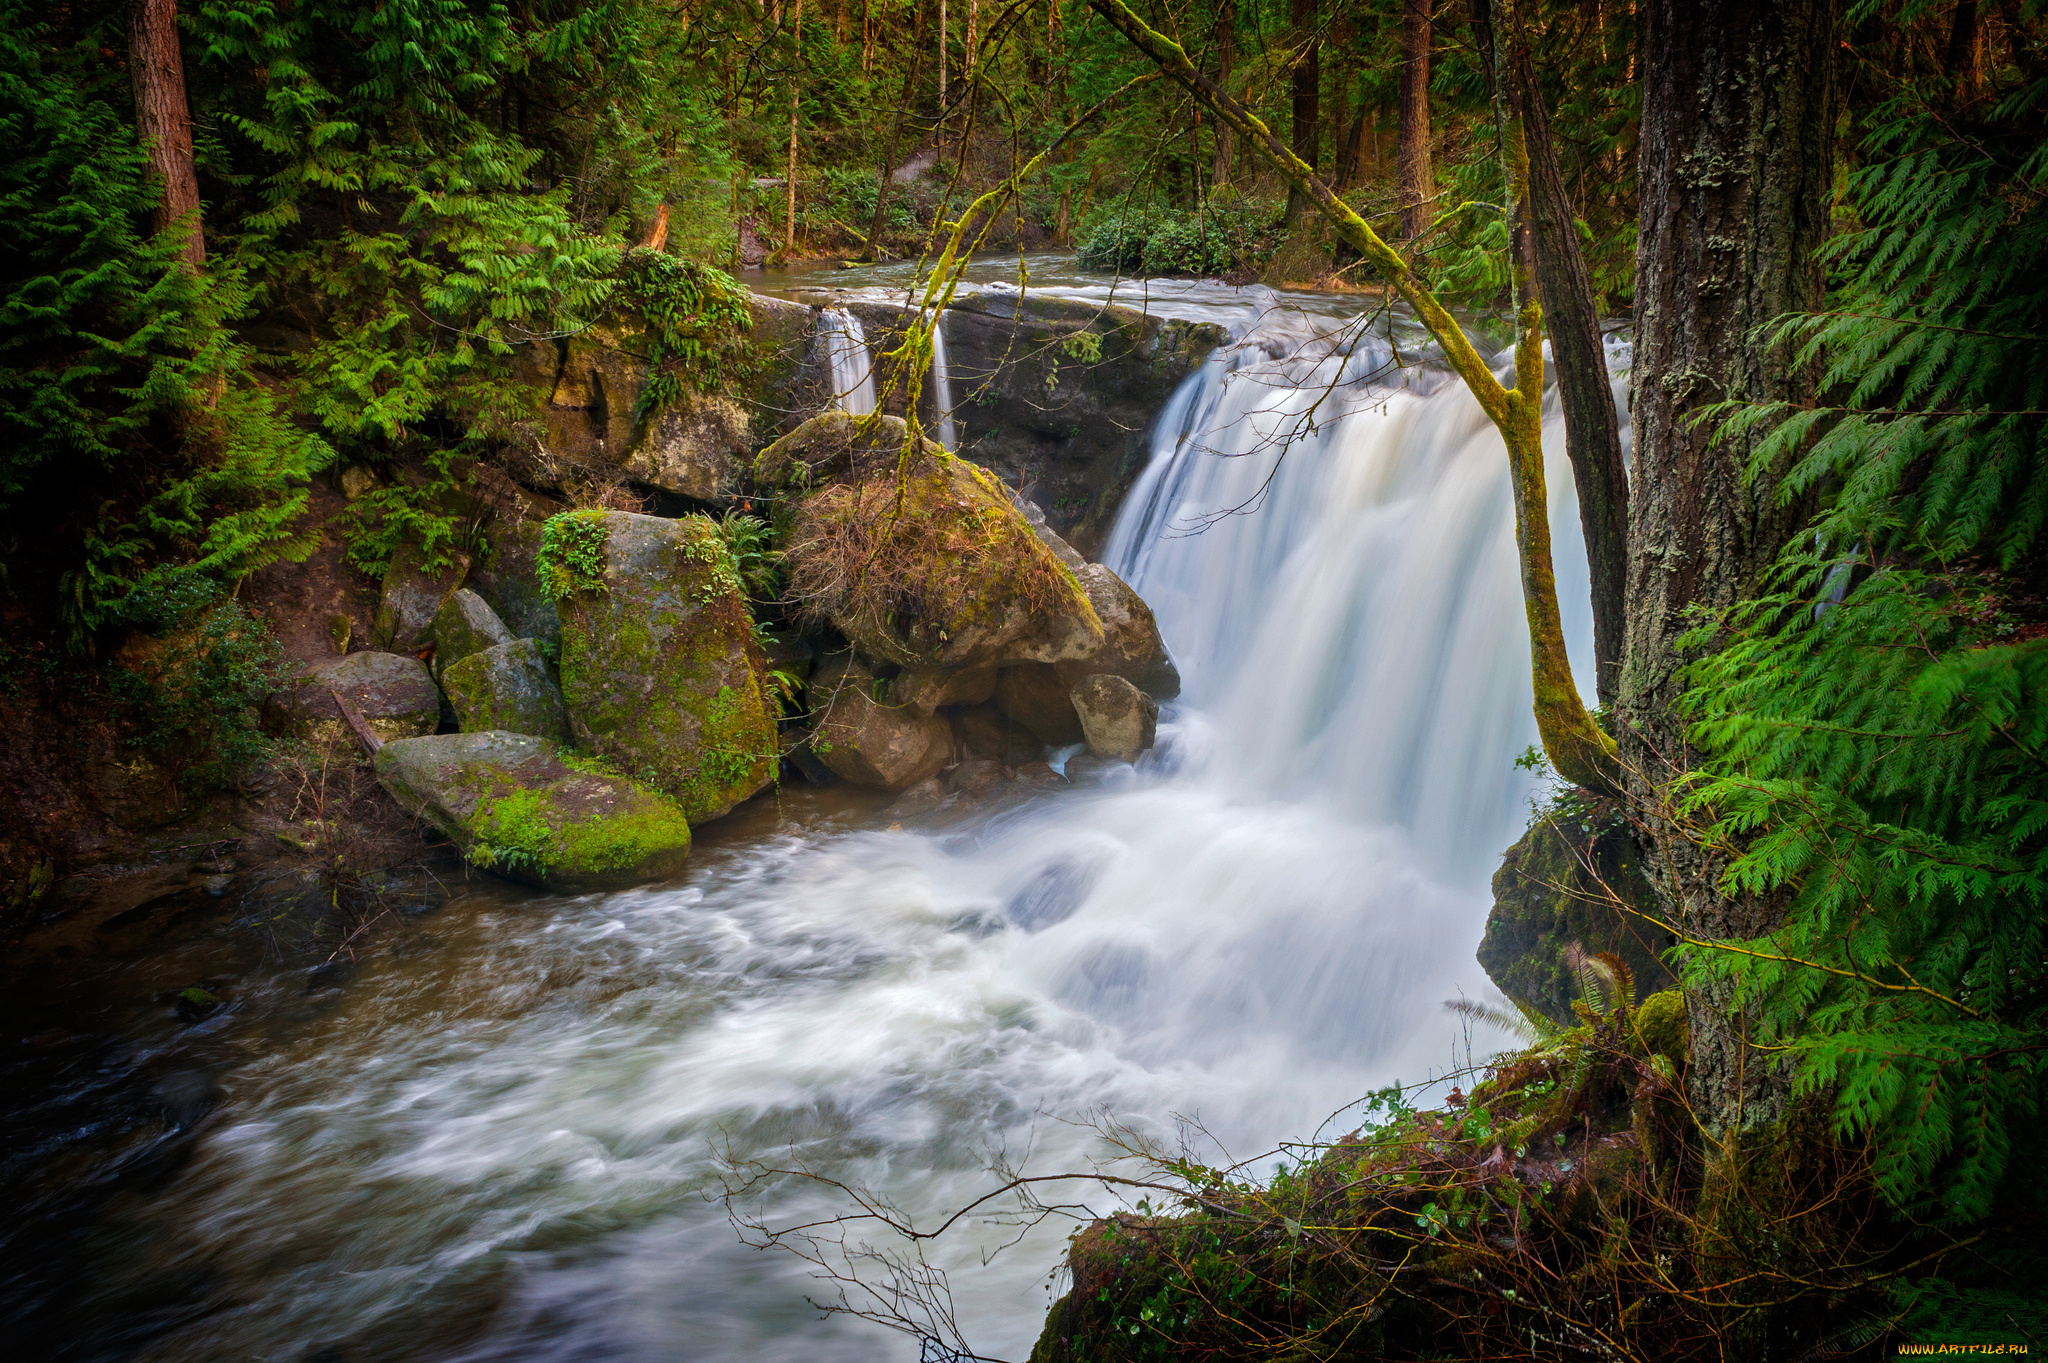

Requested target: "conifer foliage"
[{"left": 1682, "top": 2, "right": 2048, "bottom": 1226}]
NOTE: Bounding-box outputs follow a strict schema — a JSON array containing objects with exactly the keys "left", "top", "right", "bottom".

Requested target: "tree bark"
[
  {"left": 866, "top": 5, "right": 926, "bottom": 259},
  {"left": 1211, "top": 2, "right": 1236, "bottom": 189},
  {"left": 1397, "top": 0, "right": 1434, "bottom": 240},
  {"left": 1622, "top": 0, "right": 1841, "bottom": 1137},
  {"left": 785, "top": 0, "right": 803, "bottom": 253},
  {"left": 1506, "top": 12, "right": 1629, "bottom": 705},
  {"left": 1285, "top": 0, "right": 1320, "bottom": 223},
  {"left": 127, "top": 0, "right": 203, "bottom": 270}
]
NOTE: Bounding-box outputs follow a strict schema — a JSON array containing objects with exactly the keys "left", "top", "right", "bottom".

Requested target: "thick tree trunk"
[
  {"left": 128, "top": 0, "right": 203, "bottom": 270},
  {"left": 1397, "top": 0, "right": 1434, "bottom": 240},
  {"left": 1507, "top": 21, "right": 1628, "bottom": 705},
  {"left": 1623, "top": 0, "right": 1841, "bottom": 1137},
  {"left": 1285, "top": 0, "right": 1320, "bottom": 224}
]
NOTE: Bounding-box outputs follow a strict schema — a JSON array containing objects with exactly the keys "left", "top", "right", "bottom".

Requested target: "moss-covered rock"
[
  {"left": 442, "top": 639, "right": 570, "bottom": 744},
  {"left": 757, "top": 413, "right": 1105, "bottom": 672},
  {"left": 429, "top": 588, "right": 513, "bottom": 682},
  {"left": 276, "top": 650, "right": 441, "bottom": 747},
  {"left": 550, "top": 510, "right": 778, "bottom": 824},
  {"left": 373, "top": 543, "right": 470, "bottom": 652},
  {"left": 808, "top": 654, "right": 954, "bottom": 791},
  {"left": 374, "top": 731, "right": 690, "bottom": 891},
  {"left": 1478, "top": 795, "right": 1677, "bottom": 1027},
  {"left": 468, "top": 518, "right": 561, "bottom": 647}
]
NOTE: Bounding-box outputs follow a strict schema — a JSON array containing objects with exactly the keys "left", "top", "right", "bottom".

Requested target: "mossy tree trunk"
[
  {"left": 1506, "top": 7, "right": 1629, "bottom": 706},
  {"left": 1622, "top": 0, "right": 1842, "bottom": 1137}
]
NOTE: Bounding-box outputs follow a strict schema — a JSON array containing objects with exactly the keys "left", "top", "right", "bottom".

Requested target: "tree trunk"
[
  {"left": 1507, "top": 12, "right": 1628, "bottom": 705},
  {"left": 785, "top": 0, "right": 803, "bottom": 253},
  {"left": 866, "top": 5, "right": 925, "bottom": 258},
  {"left": 127, "top": 0, "right": 203, "bottom": 270},
  {"left": 1622, "top": 0, "right": 1842, "bottom": 1137},
  {"left": 937, "top": 0, "right": 948, "bottom": 140},
  {"left": 1211, "top": 2, "right": 1236, "bottom": 189},
  {"left": 1284, "top": 0, "right": 1320, "bottom": 224},
  {"left": 1396, "top": 0, "right": 1434, "bottom": 240}
]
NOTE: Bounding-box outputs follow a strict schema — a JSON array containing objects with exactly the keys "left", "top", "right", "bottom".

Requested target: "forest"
[{"left": 0, "top": 0, "right": 2043, "bottom": 1359}]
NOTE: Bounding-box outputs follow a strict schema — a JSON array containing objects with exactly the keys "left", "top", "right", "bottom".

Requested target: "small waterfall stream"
[
  {"left": 7, "top": 274, "right": 1623, "bottom": 1362},
  {"left": 930, "top": 311, "right": 958, "bottom": 450},
  {"left": 817, "top": 306, "right": 877, "bottom": 416}
]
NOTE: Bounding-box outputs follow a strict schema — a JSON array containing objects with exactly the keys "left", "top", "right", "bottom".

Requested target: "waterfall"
[
  {"left": 816, "top": 306, "right": 877, "bottom": 416},
  {"left": 62, "top": 285, "right": 1629, "bottom": 1362},
  {"left": 930, "top": 310, "right": 958, "bottom": 450},
  {"left": 1103, "top": 318, "right": 1611, "bottom": 874}
]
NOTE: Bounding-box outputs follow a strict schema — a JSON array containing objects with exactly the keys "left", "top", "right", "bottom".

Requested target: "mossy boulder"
[
  {"left": 429, "top": 588, "right": 513, "bottom": 682},
  {"left": 808, "top": 654, "right": 953, "bottom": 791},
  {"left": 549, "top": 510, "right": 778, "bottom": 824},
  {"left": 442, "top": 639, "right": 570, "bottom": 745},
  {"left": 276, "top": 651, "right": 441, "bottom": 747},
  {"left": 373, "top": 543, "right": 470, "bottom": 652},
  {"left": 468, "top": 518, "right": 560, "bottom": 647},
  {"left": 756, "top": 413, "right": 1105, "bottom": 672},
  {"left": 1478, "top": 796, "right": 1677, "bottom": 1027},
  {"left": 374, "top": 731, "right": 691, "bottom": 892}
]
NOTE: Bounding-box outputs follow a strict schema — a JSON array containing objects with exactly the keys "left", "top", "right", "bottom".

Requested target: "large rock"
[
  {"left": 430, "top": 589, "right": 513, "bottom": 681},
  {"left": 374, "top": 731, "right": 692, "bottom": 892},
  {"left": 528, "top": 280, "right": 819, "bottom": 501},
  {"left": 994, "top": 664, "right": 1086, "bottom": 746},
  {"left": 469, "top": 517, "right": 562, "bottom": 647},
  {"left": 551, "top": 510, "right": 778, "bottom": 823},
  {"left": 756, "top": 413, "right": 1104, "bottom": 672},
  {"left": 1061, "top": 564, "right": 1179, "bottom": 700},
  {"left": 623, "top": 394, "right": 751, "bottom": 501},
  {"left": 443, "top": 639, "right": 570, "bottom": 745},
  {"left": 278, "top": 651, "right": 441, "bottom": 747},
  {"left": 1477, "top": 796, "right": 1677, "bottom": 1027},
  {"left": 1069, "top": 674, "right": 1158, "bottom": 762},
  {"left": 888, "top": 664, "right": 997, "bottom": 716},
  {"left": 373, "top": 544, "right": 470, "bottom": 652},
  {"left": 808, "top": 655, "right": 953, "bottom": 791},
  {"left": 843, "top": 294, "right": 1227, "bottom": 554},
  {"left": 951, "top": 701, "right": 1048, "bottom": 766}
]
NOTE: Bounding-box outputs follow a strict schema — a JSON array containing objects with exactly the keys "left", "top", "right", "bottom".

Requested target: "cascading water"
[
  {"left": 9, "top": 279, "right": 1618, "bottom": 1362},
  {"left": 817, "top": 306, "right": 877, "bottom": 416},
  {"left": 930, "top": 311, "right": 958, "bottom": 450}
]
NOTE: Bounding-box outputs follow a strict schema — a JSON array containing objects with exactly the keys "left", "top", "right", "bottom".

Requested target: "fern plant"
[{"left": 1680, "top": 6, "right": 2048, "bottom": 1226}]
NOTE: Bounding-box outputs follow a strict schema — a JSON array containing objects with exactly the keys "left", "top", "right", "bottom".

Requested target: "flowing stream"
[{"left": 3, "top": 263, "right": 1616, "bottom": 1362}]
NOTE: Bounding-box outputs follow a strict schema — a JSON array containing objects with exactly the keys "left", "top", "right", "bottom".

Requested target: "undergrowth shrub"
[
  {"left": 1076, "top": 196, "right": 1282, "bottom": 278},
  {"left": 110, "top": 586, "right": 283, "bottom": 792}
]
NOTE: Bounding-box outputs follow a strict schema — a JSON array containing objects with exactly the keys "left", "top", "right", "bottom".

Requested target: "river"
[{"left": 1, "top": 257, "right": 1616, "bottom": 1361}]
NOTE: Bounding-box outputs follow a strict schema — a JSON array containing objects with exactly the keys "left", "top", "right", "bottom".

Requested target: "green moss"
[
  {"left": 470, "top": 781, "right": 691, "bottom": 882},
  {"left": 1632, "top": 990, "right": 1689, "bottom": 1068},
  {"left": 538, "top": 510, "right": 610, "bottom": 600}
]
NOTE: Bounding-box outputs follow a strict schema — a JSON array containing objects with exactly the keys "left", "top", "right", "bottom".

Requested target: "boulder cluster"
[
  {"left": 271, "top": 344, "right": 1181, "bottom": 897},
  {"left": 274, "top": 510, "right": 775, "bottom": 894}
]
